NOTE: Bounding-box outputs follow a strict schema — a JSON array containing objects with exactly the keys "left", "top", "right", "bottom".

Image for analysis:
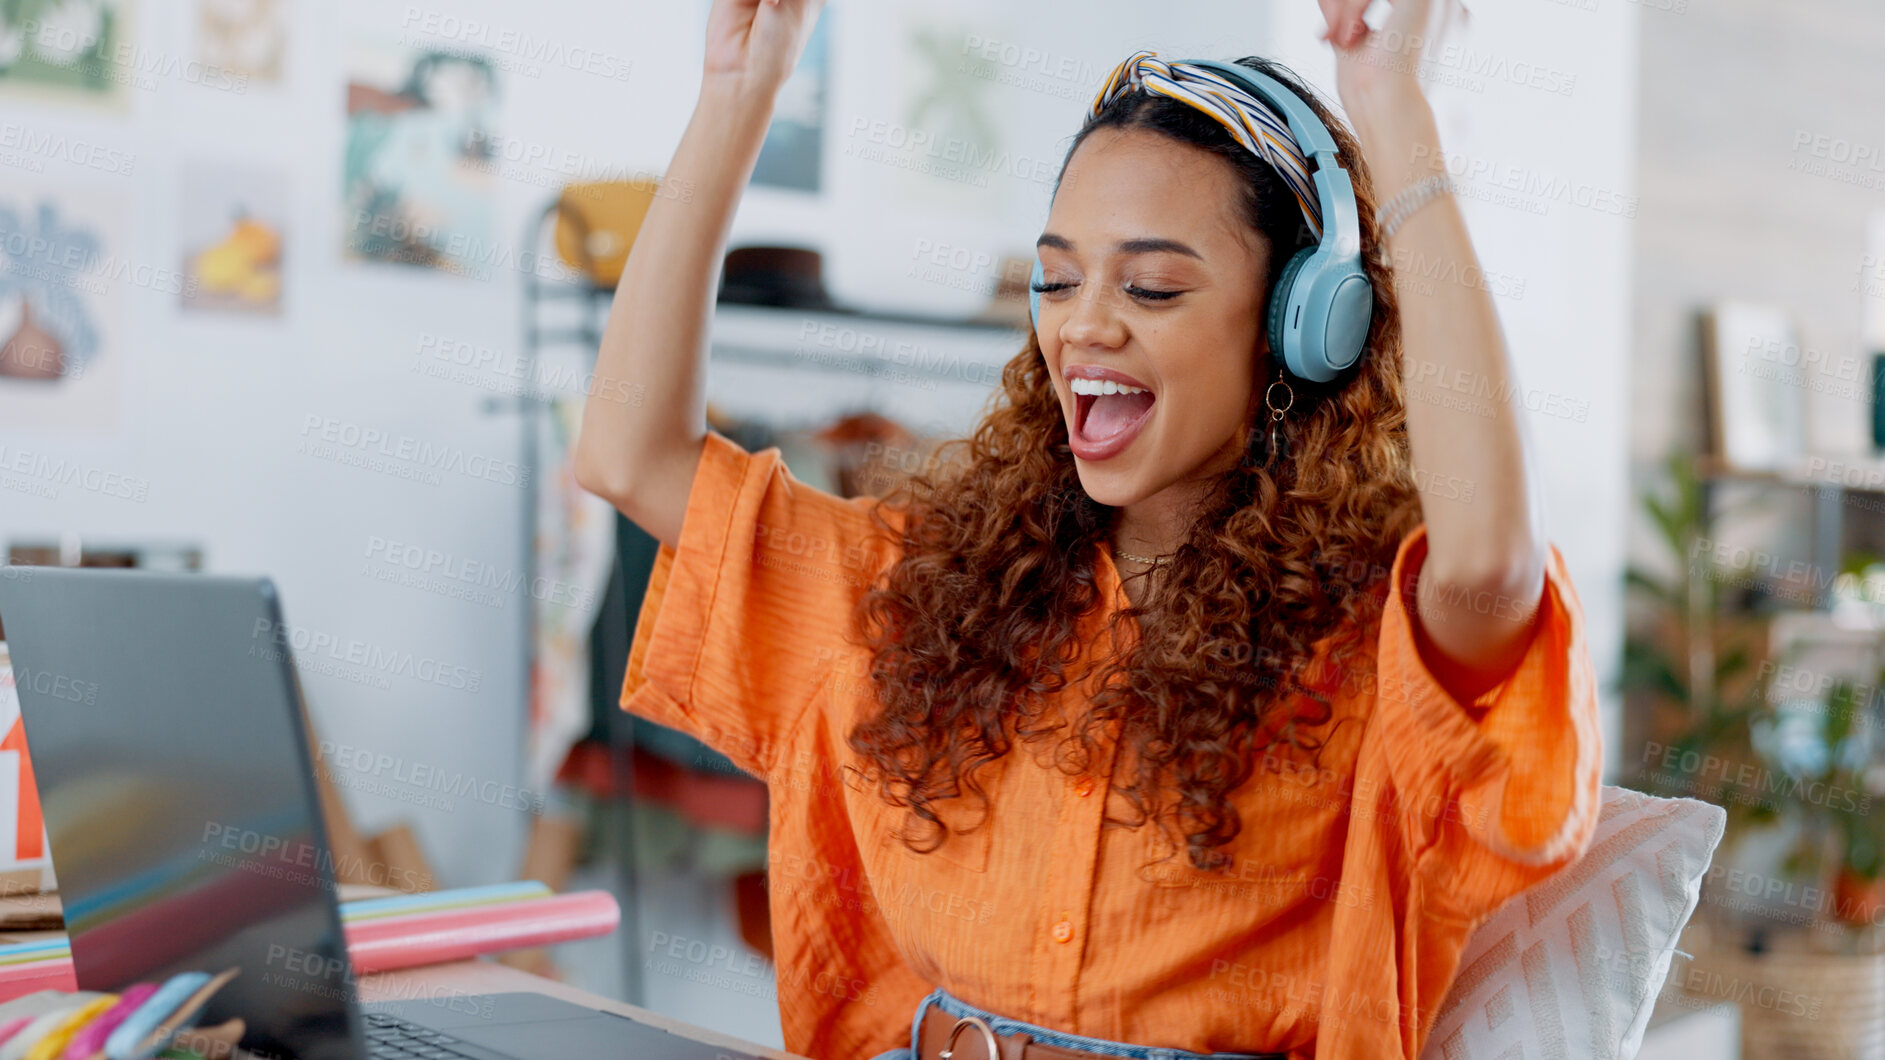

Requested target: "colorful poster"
[
  {"left": 0, "top": 185, "right": 125, "bottom": 433},
  {"left": 0, "top": 0, "right": 131, "bottom": 110},
  {"left": 180, "top": 160, "right": 286, "bottom": 315},
  {"left": 342, "top": 41, "right": 499, "bottom": 277},
  {"left": 195, "top": 0, "right": 285, "bottom": 85}
]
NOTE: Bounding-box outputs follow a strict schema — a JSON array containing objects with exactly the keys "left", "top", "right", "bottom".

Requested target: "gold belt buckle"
[{"left": 938, "top": 1015, "right": 1003, "bottom": 1060}]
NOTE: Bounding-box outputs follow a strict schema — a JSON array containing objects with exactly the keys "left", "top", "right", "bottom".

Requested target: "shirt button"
[
  {"left": 1073, "top": 777, "right": 1096, "bottom": 798},
  {"left": 1052, "top": 918, "right": 1074, "bottom": 943}
]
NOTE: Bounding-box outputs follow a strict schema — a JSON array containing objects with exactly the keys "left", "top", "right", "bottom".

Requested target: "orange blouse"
[{"left": 620, "top": 432, "right": 1603, "bottom": 1060}]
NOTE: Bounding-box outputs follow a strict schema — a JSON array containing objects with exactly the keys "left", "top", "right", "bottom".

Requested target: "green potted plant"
[
  {"left": 1623, "top": 451, "right": 1766, "bottom": 817},
  {"left": 1625, "top": 451, "right": 1885, "bottom": 1053}
]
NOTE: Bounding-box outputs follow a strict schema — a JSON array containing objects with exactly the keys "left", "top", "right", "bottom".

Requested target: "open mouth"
[{"left": 1069, "top": 376, "right": 1156, "bottom": 460}]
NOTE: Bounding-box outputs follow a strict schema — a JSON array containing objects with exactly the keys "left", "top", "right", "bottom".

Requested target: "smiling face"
[{"left": 1037, "top": 126, "right": 1274, "bottom": 511}]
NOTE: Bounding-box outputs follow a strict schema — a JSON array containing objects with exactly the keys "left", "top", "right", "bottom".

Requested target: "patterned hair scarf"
[{"left": 1088, "top": 50, "right": 1323, "bottom": 241}]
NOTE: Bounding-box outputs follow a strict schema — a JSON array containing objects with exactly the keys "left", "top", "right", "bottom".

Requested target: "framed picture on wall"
[
  {"left": 196, "top": 0, "right": 285, "bottom": 86},
  {"left": 180, "top": 160, "right": 286, "bottom": 315},
  {"left": 342, "top": 40, "right": 499, "bottom": 277},
  {"left": 1701, "top": 301, "right": 1806, "bottom": 473},
  {"left": 0, "top": 0, "right": 133, "bottom": 111},
  {"left": 0, "top": 183, "right": 127, "bottom": 433}
]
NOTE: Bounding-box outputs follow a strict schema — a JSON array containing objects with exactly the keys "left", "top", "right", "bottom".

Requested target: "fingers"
[
  {"left": 1317, "top": 0, "right": 1369, "bottom": 47},
  {"left": 1317, "top": 0, "right": 1343, "bottom": 37}
]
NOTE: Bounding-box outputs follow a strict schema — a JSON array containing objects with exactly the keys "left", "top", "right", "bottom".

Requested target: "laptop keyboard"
[{"left": 363, "top": 1012, "right": 485, "bottom": 1058}]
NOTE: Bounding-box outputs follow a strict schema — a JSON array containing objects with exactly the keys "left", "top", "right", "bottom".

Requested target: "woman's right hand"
[{"left": 702, "top": 0, "right": 827, "bottom": 99}]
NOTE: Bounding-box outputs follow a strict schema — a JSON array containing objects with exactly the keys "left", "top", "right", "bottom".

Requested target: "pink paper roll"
[
  {"left": 0, "top": 890, "right": 622, "bottom": 1003},
  {"left": 0, "top": 960, "right": 78, "bottom": 1005},
  {"left": 342, "top": 891, "right": 620, "bottom": 974}
]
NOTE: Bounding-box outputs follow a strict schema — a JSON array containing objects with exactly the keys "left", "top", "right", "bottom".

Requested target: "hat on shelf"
[{"left": 717, "top": 246, "right": 835, "bottom": 311}]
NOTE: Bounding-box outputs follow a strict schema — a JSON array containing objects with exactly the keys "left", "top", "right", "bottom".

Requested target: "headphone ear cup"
[
  {"left": 1029, "top": 257, "right": 1044, "bottom": 334},
  {"left": 1264, "top": 247, "right": 1315, "bottom": 375},
  {"left": 1320, "top": 263, "right": 1375, "bottom": 376}
]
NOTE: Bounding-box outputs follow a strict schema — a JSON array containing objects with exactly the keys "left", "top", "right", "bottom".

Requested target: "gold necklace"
[{"left": 1115, "top": 547, "right": 1173, "bottom": 566}]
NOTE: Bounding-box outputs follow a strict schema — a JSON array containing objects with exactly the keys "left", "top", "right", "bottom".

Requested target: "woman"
[{"left": 574, "top": 0, "right": 1602, "bottom": 1057}]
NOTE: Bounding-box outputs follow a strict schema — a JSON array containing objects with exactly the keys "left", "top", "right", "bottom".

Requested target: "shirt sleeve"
[
  {"left": 1372, "top": 522, "right": 1604, "bottom": 920},
  {"left": 618, "top": 430, "right": 901, "bottom": 778}
]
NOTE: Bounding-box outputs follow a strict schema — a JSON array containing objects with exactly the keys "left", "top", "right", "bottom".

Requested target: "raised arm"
[
  {"left": 573, "top": 0, "right": 827, "bottom": 548},
  {"left": 1320, "top": 0, "right": 1550, "bottom": 702}
]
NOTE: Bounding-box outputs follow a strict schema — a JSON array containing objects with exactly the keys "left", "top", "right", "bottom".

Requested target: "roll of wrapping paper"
[
  {"left": 344, "top": 890, "right": 619, "bottom": 973},
  {"left": 0, "top": 964, "right": 74, "bottom": 1001},
  {"left": 70, "top": 880, "right": 558, "bottom": 989},
  {"left": 0, "top": 886, "right": 617, "bottom": 1002}
]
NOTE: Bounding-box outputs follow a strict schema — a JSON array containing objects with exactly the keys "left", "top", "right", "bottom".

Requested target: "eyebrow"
[{"left": 1035, "top": 233, "right": 1203, "bottom": 260}]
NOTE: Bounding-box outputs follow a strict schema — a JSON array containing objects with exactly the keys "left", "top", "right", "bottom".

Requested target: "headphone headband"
[{"left": 1089, "top": 51, "right": 1328, "bottom": 241}]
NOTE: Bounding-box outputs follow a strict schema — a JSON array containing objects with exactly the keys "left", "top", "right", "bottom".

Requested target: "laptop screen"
[{"left": 0, "top": 568, "right": 362, "bottom": 1060}]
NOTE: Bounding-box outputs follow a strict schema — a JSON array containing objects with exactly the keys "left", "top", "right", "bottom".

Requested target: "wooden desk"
[{"left": 360, "top": 958, "right": 809, "bottom": 1059}]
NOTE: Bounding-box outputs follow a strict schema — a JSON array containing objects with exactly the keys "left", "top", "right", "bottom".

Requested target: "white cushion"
[{"left": 1420, "top": 785, "right": 1726, "bottom": 1060}]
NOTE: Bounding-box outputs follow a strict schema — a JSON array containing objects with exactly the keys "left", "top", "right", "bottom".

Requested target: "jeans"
[{"left": 867, "top": 988, "right": 1286, "bottom": 1060}]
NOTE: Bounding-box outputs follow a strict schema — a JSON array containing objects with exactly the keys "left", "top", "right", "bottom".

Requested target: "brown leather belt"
[{"left": 915, "top": 1005, "right": 1289, "bottom": 1060}]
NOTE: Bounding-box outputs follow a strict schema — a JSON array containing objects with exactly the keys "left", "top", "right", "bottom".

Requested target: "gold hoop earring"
[{"left": 1263, "top": 379, "right": 1295, "bottom": 469}]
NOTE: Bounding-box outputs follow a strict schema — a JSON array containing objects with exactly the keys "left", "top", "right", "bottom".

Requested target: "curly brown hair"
[{"left": 846, "top": 56, "right": 1424, "bottom": 871}]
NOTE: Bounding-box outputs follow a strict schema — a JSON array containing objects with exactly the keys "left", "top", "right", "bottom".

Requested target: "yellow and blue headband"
[{"left": 1087, "top": 50, "right": 1324, "bottom": 242}]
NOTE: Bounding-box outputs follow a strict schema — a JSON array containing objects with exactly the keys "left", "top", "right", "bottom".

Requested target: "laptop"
[{"left": 0, "top": 567, "right": 764, "bottom": 1060}]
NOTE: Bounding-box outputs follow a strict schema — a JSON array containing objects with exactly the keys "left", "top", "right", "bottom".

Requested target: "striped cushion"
[{"left": 1421, "top": 786, "right": 1726, "bottom": 1060}]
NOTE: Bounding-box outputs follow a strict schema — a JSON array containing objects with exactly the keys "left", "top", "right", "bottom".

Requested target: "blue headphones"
[{"left": 1030, "top": 59, "right": 1373, "bottom": 385}]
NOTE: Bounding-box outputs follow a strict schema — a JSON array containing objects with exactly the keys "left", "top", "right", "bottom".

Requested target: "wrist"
[
  {"left": 693, "top": 74, "right": 782, "bottom": 149},
  {"left": 1349, "top": 92, "right": 1445, "bottom": 203},
  {"left": 1348, "top": 86, "right": 1435, "bottom": 151},
  {"left": 698, "top": 71, "right": 783, "bottom": 119}
]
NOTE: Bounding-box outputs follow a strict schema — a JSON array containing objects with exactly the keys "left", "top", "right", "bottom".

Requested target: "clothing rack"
[{"left": 488, "top": 195, "right": 1019, "bottom": 1003}]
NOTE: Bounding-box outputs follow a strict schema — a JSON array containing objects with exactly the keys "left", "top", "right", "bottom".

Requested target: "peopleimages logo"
[
  {"left": 843, "top": 116, "right": 1064, "bottom": 186},
  {"left": 363, "top": 535, "right": 594, "bottom": 609},
  {"left": 250, "top": 618, "right": 483, "bottom": 693},
  {"left": 0, "top": 121, "right": 136, "bottom": 176},
  {"left": 201, "top": 822, "right": 428, "bottom": 892},
  {"left": 1792, "top": 130, "right": 1885, "bottom": 172},
  {"left": 10, "top": 667, "right": 98, "bottom": 705},
  {"left": 6, "top": 21, "right": 248, "bottom": 95},
  {"left": 297, "top": 415, "right": 530, "bottom": 488},
  {"left": 0, "top": 444, "right": 151, "bottom": 502},
  {"left": 1407, "top": 144, "right": 1636, "bottom": 218},
  {"left": 320, "top": 740, "right": 548, "bottom": 816},
  {"left": 398, "top": 8, "right": 633, "bottom": 82}
]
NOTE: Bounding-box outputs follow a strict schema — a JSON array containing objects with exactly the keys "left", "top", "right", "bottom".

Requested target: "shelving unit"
[
  {"left": 1687, "top": 456, "right": 1872, "bottom": 722},
  {"left": 1694, "top": 455, "right": 1857, "bottom": 612}
]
